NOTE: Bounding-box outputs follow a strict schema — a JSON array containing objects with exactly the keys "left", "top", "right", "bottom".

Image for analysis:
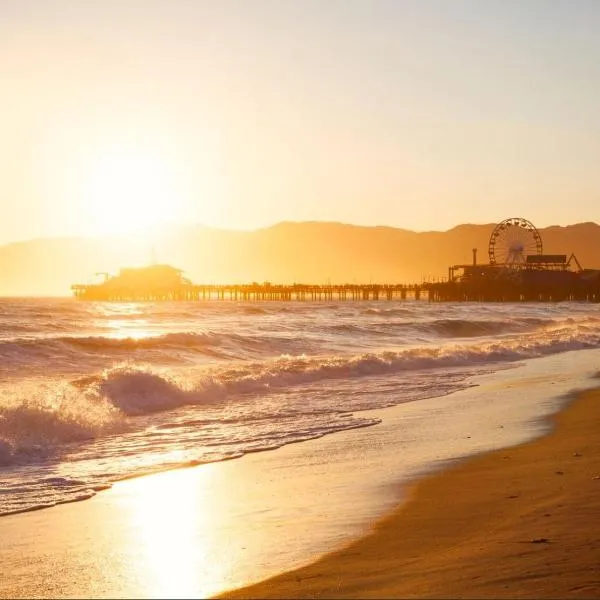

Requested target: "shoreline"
[
  {"left": 220, "top": 387, "right": 600, "bottom": 599},
  {"left": 1, "top": 351, "right": 599, "bottom": 598}
]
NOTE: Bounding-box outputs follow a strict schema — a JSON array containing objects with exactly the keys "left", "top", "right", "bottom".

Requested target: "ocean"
[{"left": 1, "top": 297, "right": 600, "bottom": 517}]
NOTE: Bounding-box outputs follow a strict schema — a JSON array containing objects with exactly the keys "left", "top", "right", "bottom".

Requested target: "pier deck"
[
  {"left": 71, "top": 283, "right": 424, "bottom": 302},
  {"left": 71, "top": 278, "right": 600, "bottom": 302},
  {"left": 427, "top": 279, "right": 600, "bottom": 303}
]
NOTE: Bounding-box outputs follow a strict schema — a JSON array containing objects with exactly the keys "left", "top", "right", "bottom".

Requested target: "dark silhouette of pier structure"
[
  {"left": 71, "top": 268, "right": 425, "bottom": 302},
  {"left": 71, "top": 218, "right": 600, "bottom": 303},
  {"left": 71, "top": 262, "right": 600, "bottom": 303}
]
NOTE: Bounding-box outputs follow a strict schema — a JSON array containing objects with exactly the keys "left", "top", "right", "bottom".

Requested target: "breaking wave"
[
  {"left": 3, "top": 317, "right": 600, "bottom": 466},
  {"left": 0, "top": 381, "right": 124, "bottom": 466}
]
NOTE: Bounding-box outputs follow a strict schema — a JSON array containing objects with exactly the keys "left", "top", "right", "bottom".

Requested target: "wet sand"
[{"left": 221, "top": 388, "right": 600, "bottom": 599}]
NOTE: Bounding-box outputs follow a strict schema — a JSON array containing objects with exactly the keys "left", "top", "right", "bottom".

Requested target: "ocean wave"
[
  {"left": 4, "top": 298, "right": 600, "bottom": 520},
  {"left": 241, "top": 306, "right": 269, "bottom": 315},
  {"left": 361, "top": 307, "right": 416, "bottom": 316},
  {"left": 414, "top": 317, "right": 551, "bottom": 338},
  {"left": 2, "top": 314, "right": 600, "bottom": 466},
  {"left": 0, "top": 381, "right": 124, "bottom": 466},
  {"left": 383, "top": 315, "right": 599, "bottom": 339},
  {"left": 0, "top": 475, "right": 113, "bottom": 517},
  {"left": 105, "top": 325, "right": 600, "bottom": 413},
  {"left": 66, "top": 331, "right": 223, "bottom": 351},
  {"left": 0, "top": 330, "right": 314, "bottom": 374},
  {"left": 322, "top": 317, "right": 551, "bottom": 338},
  {"left": 3, "top": 311, "right": 598, "bottom": 376}
]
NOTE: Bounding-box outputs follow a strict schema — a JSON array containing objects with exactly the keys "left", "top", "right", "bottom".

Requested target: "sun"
[{"left": 81, "top": 146, "right": 181, "bottom": 237}]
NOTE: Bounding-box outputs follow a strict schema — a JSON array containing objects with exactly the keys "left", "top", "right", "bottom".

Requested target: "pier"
[
  {"left": 71, "top": 218, "right": 600, "bottom": 303},
  {"left": 71, "top": 277, "right": 600, "bottom": 303},
  {"left": 426, "top": 276, "right": 600, "bottom": 303},
  {"left": 71, "top": 281, "right": 425, "bottom": 302}
]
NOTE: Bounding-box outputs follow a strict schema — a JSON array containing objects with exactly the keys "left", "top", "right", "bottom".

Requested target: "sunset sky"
[{"left": 2, "top": 0, "right": 600, "bottom": 243}]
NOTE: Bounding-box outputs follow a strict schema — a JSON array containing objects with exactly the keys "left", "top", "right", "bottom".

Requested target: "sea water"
[{"left": 1, "top": 298, "right": 600, "bottom": 516}]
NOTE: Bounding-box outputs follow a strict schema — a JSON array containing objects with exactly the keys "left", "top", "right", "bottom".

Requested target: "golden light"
[
  {"left": 80, "top": 145, "right": 181, "bottom": 237},
  {"left": 122, "top": 465, "right": 235, "bottom": 599}
]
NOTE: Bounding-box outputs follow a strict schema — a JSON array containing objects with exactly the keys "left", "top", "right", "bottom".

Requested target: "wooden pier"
[
  {"left": 71, "top": 278, "right": 600, "bottom": 303},
  {"left": 427, "top": 278, "right": 600, "bottom": 303},
  {"left": 71, "top": 282, "right": 425, "bottom": 302},
  {"left": 71, "top": 260, "right": 600, "bottom": 303}
]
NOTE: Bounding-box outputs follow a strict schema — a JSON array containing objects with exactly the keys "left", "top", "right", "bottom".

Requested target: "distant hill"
[{"left": 1, "top": 221, "right": 600, "bottom": 296}]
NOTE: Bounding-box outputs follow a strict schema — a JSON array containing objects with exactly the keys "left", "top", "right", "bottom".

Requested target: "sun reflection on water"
[
  {"left": 93, "top": 302, "right": 146, "bottom": 317},
  {"left": 93, "top": 316, "right": 166, "bottom": 342}
]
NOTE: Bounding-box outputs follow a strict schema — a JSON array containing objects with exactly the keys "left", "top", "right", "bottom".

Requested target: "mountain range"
[{"left": 2, "top": 221, "right": 600, "bottom": 296}]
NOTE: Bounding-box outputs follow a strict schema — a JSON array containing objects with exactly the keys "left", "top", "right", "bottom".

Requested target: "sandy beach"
[{"left": 222, "top": 387, "right": 600, "bottom": 599}]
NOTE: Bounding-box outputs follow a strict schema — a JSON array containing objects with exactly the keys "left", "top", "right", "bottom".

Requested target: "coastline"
[
  {"left": 220, "top": 387, "right": 600, "bottom": 599},
  {"left": 1, "top": 350, "right": 599, "bottom": 598}
]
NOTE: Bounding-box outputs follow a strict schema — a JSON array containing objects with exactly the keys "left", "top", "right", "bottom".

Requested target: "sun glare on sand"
[
  {"left": 81, "top": 146, "right": 183, "bottom": 237},
  {"left": 123, "top": 465, "right": 233, "bottom": 598}
]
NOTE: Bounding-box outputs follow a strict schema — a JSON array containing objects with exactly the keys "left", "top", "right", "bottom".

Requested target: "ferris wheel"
[{"left": 488, "top": 217, "right": 543, "bottom": 266}]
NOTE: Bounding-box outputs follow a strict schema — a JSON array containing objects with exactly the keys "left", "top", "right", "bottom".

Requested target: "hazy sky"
[{"left": 2, "top": 0, "right": 600, "bottom": 242}]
